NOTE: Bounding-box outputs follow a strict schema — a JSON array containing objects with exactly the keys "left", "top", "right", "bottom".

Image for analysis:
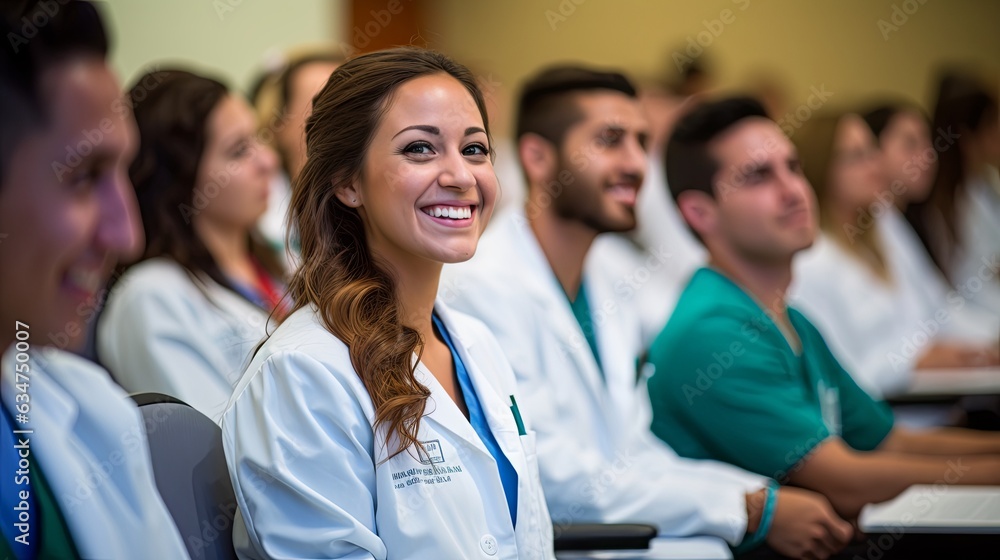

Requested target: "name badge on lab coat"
[
  {"left": 818, "top": 380, "right": 842, "bottom": 436},
  {"left": 418, "top": 439, "right": 446, "bottom": 464}
]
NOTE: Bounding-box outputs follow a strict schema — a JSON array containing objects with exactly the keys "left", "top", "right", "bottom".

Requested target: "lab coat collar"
[
  {"left": 413, "top": 302, "right": 529, "bottom": 481},
  {"left": 2, "top": 348, "right": 79, "bottom": 436}
]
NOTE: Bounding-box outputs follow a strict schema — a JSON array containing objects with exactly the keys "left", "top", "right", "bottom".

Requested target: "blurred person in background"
[
  {"left": 444, "top": 67, "right": 852, "bottom": 560},
  {"left": 864, "top": 101, "right": 998, "bottom": 355},
  {"left": 790, "top": 110, "right": 999, "bottom": 399},
  {"left": 98, "top": 69, "right": 286, "bottom": 424},
  {"left": 0, "top": 1, "right": 187, "bottom": 557},
  {"left": 250, "top": 48, "right": 342, "bottom": 266},
  {"left": 626, "top": 54, "right": 715, "bottom": 347},
  {"left": 909, "top": 71, "right": 1000, "bottom": 318},
  {"left": 647, "top": 98, "right": 1000, "bottom": 548}
]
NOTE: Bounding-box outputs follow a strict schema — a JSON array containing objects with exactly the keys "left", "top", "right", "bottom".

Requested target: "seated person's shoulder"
[
  {"left": 659, "top": 269, "right": 781, "bottom": 346},
  {"left": 106, "top": 257, "right": 206, "bottom": 314},
  {"left": 233, "top": 306, "right": 372, "bottom": 408},
  {"left": 11, "top": 347, "right": 141, "bottom": 427}
]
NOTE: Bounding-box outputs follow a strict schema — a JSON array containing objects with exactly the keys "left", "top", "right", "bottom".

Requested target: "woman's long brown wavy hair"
[{"left": 287, "top": 47, "right": 493, "bottom": 458}]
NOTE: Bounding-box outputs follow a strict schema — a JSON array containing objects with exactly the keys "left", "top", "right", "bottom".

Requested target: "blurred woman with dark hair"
[
  {"left": 98, "top": 69, "right": 285, "bottom": 424},
  {"left": 863, "top": 101, "right": 998, "bottom": 356},
  {"left": 910, "top": 72, "right": 1000, "bottom": 317},
  {"left": 789, "top": 111, "right": 998, "bottom": 399},
  {"left": 223, "top": 47, "right": 553, "bottom": 559}
]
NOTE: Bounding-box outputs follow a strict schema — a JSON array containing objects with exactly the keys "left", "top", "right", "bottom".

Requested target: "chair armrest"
[{"left": 554, "top": 523, "right": 658, "bottom": 551}]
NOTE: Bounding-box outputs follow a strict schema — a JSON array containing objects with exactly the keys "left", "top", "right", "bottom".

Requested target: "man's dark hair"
[
  {"left": 515, "top": 65, "right": 637, "bottom": 146},
  {"left": 665, "top": 96, "right": 769, "bottom": 201},
  {"left": 0, "top": 0, "right": 109, "bottom": 186}
]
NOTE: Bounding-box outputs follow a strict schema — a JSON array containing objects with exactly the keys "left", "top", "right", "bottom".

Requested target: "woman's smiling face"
[{"left": 340, "top": 73, "right": 498, "bottom": 267}]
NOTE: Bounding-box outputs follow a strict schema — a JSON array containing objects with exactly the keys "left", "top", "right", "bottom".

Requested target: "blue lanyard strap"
[
  {"left": 431, "top": 313, "right": 519, "bottom": 527},
  {"left": 1, "top": 403, "right": 38, "bottom": 560}
]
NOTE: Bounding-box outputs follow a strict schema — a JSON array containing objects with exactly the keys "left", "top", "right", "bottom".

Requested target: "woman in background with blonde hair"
[
  {"left": 789, "top": 111, "right": 998, "bottom": 399},
  {"left": 250, "top": 47, "right": 342, "bottom": 265},
  {"left": 223, "top": 47, "right": 554, "bottom": 559}
]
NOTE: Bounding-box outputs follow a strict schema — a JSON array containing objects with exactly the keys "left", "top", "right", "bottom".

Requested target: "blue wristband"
[
  {"left": 756, "top": 482, "right": 779, "bottom": 541},
  {"left": 735, "top": 481, "right": 779, "bottom": 553}
]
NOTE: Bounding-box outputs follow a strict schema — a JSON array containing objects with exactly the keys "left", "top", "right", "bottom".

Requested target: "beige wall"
[
  {"left": 102, "top": 0, "right": 344, "bottom": 93},
  {"left": 430, "top": 0, "right": 1000, "bottom": 135}
]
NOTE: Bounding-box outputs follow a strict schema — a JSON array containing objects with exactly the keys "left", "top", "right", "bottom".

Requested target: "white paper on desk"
[
  {"left": 860, "top": 485, "right": 1000, "bottom": 534},
  {"left": 554, "top": 536, "right": 732, "bottom": 559},
  {"left": 905, "top": 367, "right": 1000, "bottom": 397}
]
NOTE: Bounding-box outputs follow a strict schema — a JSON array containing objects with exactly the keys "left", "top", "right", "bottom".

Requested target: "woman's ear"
[{"left": 334, "top": 176, "right": 362, "bottom": 208}]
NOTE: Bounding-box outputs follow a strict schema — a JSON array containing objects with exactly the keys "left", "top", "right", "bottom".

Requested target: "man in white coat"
[
  {"left": 0, "top": 1, "right": 188, "bottom": 557},
  {"left": 441, "top": 66, "right": 853, "bottom": 558}
]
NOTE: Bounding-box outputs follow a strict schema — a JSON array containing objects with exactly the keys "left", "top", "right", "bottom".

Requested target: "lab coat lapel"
[
  {"left": 412, "top": 361, "right": 493, "bottom": 463},
  {"left": 434, "top": 304, "right": 530, "bottom": 481},
  {"left": 584, "top": 256, "right": 644, "bottom": 430},
  {"left": 507, "top": 214, "right": 611, "bottom": 416}
]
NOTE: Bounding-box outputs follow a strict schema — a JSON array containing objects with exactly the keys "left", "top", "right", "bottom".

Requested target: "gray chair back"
[{"left": 132, "top": 393, "right": 237, "bottom": 560}]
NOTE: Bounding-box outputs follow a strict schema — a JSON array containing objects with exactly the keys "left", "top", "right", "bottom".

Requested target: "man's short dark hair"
[
  {"left": 515, "top": 65, "right": 637, "bottom": 146},
  {"left": 0, "top": 0, "right": 108, "bottom": 186},
  {"left": 665, "top": 96, "right": 769, "bottom": 201}
]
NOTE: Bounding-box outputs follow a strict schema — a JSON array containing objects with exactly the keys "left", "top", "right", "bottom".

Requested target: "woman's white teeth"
[{"left": 426, "top": 206, "right": 472, "bottom": 219}]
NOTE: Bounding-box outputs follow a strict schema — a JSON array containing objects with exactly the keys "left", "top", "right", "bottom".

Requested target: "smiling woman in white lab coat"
[
  {"left": 97, "top": 70, "right": 287, "bottom": 423},
  {"left": 223, "top": 48, "right": 553, "bottom": 560}
]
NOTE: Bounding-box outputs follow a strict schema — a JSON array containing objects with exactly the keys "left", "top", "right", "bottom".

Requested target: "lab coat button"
[{"left": 480, "top": 534, "right": 498, "bottom": 556}]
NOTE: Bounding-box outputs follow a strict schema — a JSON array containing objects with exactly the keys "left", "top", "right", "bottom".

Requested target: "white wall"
[{"left": 102, "top": 0, "right": 344, "bottom": 94}]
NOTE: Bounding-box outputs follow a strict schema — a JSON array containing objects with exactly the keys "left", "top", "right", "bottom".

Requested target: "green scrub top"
[
  {"left": 646, "top": 267, "right": 894, "bottom": 481},
  {"left": 567, "top": 280, "right": 603, "bottom": 377}
]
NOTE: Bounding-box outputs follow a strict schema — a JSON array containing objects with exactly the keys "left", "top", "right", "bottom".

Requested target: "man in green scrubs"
[{"left": 647, "top": 96, "right": 1000, "bottom": 521}]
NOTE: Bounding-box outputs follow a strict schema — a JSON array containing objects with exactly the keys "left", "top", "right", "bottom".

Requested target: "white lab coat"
[
  {"left": 440, "top": 210, "right": 766, "bottom": 546},
  {"left": 790, "top": 228, "right": 997, "bottom": 399},
  {"left": 222, "top": 302, "right": 554, "bottom": 560},
  {"left": 586, "top": 233, "right": 688, "bottom": 352},
  {"left": 951, "top": 167, "right": 1000, "bottom": 317},
  {"left": 98, "top": 257, "right": 273, "bottom": 424},
  {"left": 257, "top": 171, "right": 300, "bottom": 272},
  {"left": 879, "top": 206, "right": 998, "bottom": 343},
  {"left": 632, "top": 157, "right": 707, "bottom": 286},
  {"left": 0, "top": 346, "right": 188, "bottom": 558}
]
